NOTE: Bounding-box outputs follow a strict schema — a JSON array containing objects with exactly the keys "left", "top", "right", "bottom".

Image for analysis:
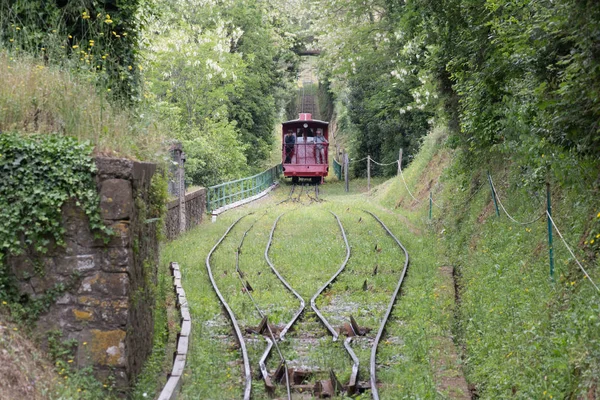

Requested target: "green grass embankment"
[{"left": 375, "top": 126, "right": 600, "bottom": 399}]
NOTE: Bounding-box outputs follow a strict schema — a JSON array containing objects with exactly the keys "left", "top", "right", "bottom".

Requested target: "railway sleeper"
[{"left": 270, "top": 368, "right": 368, "bottom": 398}]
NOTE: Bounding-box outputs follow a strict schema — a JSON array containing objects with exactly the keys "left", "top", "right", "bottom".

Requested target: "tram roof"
[{"left": 282, "top": 118, "right": 329, "bottom": 126}]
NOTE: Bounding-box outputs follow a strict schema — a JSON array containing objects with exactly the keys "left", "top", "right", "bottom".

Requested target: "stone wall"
[
  {"left": 7, "top": 157, "right": 159, "bottom": 391},
  {"left": 165, "top": 187, "right": 206, "bottom": 240}
]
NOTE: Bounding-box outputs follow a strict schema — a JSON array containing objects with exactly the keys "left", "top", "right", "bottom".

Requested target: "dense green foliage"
[
  {"left": 0, "top": 0, "right": 146, "bottom": 101},
  {"left": 144, "top": 0, "right": 300, "bottom": 186},
  {"left": 313, "top": 0, "right": 600, "bottom": 183}
]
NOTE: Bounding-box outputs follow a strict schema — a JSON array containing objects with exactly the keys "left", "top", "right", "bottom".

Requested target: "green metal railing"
[
  {"left": 206, "top": 164, "right": 282, "bottom": 212},
  {"left": 333, "top": 158, "right": 342, "bottom": 180}
]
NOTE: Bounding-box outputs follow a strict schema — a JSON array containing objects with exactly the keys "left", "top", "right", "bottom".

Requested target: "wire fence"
[{"left": 393, "top": 160, "right": 599, "bottom": 292}]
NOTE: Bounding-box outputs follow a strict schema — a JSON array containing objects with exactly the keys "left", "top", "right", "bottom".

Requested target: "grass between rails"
[{"left": 159, "top": 175, "right": 460, "bottom": 399}]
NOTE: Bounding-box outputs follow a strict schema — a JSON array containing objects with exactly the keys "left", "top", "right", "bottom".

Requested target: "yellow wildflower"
[
  {"left": 105, "top": 19, "right": 113, "bottom": 24},
  {"left": 68, "top": 35, "right": 72, "bottom": 38},
  {"left": 128, "top": 65, "right": 132, "bottom": 70},
  {"left": 2, "top": 301, "right": 6, "bottom": 305},
  {"left": 16, "top": 27, "right": 20, "bottom": 30},
  {"left": 72, "top": 45, "right": 79, "bottom": 49},
  {"left": 591, "top": 239, "right": 595, "bottom": 244},
  {"left": 68, "top": 360, "right": 73, "bottom": 363},
  {"left": 9, "top": 38, "right": 14, "bottom": 42}
]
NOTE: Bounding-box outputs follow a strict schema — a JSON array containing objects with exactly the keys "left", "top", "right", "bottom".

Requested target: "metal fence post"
[
  {"left": 547, "top": 182, "right": 554, "bottom": 280},
  {"left": 488, "top": 171, "right": 500, "bottom": 217}
]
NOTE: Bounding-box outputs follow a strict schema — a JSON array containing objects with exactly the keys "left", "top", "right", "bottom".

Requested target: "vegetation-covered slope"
[{"left": 376, "top": 127, "right": 600, "bottom": 398}]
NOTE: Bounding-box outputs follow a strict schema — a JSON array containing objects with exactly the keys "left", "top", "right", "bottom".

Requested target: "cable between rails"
[
  {"left": 205, "top": 215, "right": 253, "bottom": 400},
  {"left": 546, "top": 211, "right": 600, "bottom": 293},
  {"left": 235, "top": 213, "right": 292, "bottom": 399},
  {"left": 488, "top": 175, "right": 545, "bottom": 225},
  {"left": 309, "top": 211, "right": 360, "bottom": 392},
  {"left": 265, "top": 214, "right": 306, "bottom": 340},
  {"left": 363, "top": 210, "right": 410, "bottom": 400}
]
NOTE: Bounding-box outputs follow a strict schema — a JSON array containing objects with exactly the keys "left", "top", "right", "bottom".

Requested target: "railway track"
[
  {"left": 205, "top": 205, "right": 410, "bottom": 399},
  {"left": 278, "top": 183, "right": 321, "bottom": 205}
]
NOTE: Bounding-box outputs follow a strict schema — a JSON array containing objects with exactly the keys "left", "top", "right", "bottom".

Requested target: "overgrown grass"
[
  {"left": 377, "top": 124, "right": 600, "bottom": 398},
  {"left": 0, "top": 51, "right": 164, "bottom": 160},
  {"left": 437, "top": 163, "right": 600, "bottom": 399},
  {"left": 159, "top": 177, "right": 457, "bottom": 399}
]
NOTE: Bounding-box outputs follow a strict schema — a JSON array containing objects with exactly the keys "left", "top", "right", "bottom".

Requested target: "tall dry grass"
[{"left": 0, "top": 52, "right": 165, "bottom": 160}]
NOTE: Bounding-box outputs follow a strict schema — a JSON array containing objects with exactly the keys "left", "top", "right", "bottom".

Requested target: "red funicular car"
[{"left": 281, "top": 113, "right": 329, "bottom": 183}]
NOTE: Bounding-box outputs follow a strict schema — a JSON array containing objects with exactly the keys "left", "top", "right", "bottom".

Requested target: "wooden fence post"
[
  {"left": 344, "top": 151, "right": 349, "bottom": 193},
  {"left": 398, "top": 148, "right": 403, "bottom": 176}
]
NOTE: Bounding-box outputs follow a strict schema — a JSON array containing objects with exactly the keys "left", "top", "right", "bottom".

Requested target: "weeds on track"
[{"left": 160, "top": 176, "right": 458, "bottom": 399}]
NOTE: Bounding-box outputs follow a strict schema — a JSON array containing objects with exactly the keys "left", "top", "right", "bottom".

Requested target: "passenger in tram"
[
  {"left": 296, "top": 130, "right": 309, "bottom": 163},
  {"left": 284, "top": 129, "right": 295, "bottom": 163},
  {"left": 314, "top": 128, "right": 328, "bottom": 164}
]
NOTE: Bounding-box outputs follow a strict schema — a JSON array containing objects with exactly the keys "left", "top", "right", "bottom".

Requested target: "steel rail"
[
  {"left": 363, "top": 210, "right": 410, "bottom": 400},
  {"left": 265, "top": 213, "right": 306, "bottom": 340},
  {"left": 205, "top": 214, "right": 253, "bottom": 400},
  {"left": 234, "top": 213, "right": 292, "bottom": 399},
  {"left": 296, "top": 184, "right": 304, "bottom": 203},
  {"left": 309, "top": 211, "right": 360, "bottom": 392}
]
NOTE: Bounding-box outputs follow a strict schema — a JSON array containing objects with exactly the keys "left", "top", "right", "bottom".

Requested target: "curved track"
[
  {"left": 364, "top": 210, "right": 410, "bottom": 399},
  {"left": 204, "top": 204, "right": 411, "bottom": 399},
  {"left": 205, "top": 214, "right": 253, "bottom": 400}
]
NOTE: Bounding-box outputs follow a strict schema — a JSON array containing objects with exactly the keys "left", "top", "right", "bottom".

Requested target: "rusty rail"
[
  {"left": 364, "top": 210, "right": 410, "bottom": 400},
  {"left": 205, "top": 215, "right": 253, "bottom": 400}
]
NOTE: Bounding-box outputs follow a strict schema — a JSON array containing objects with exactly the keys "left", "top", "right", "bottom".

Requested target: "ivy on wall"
[{"left": 0, "top": 133, "right": 110, "bottom": 300}]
